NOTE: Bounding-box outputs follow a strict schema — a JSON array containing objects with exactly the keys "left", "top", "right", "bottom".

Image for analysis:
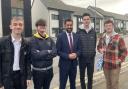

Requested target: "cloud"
[
  {"left": 99, "top": 0, "right": 128, "bottom": 14},
  {"left": 96, "top": 0, "right": 121, "bottom": 6},
  {"left": 61, "top": 0, "right": 128, "bottom": 14},
  {"left": 62, "top": 0, "right": 121, "bottom": 8},
  {"left": 62, "top": 0, "right": 94, "bottom": 6}
]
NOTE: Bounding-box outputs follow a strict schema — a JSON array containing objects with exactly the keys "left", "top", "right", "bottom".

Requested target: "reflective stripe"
[{"left": 32, "top": 65, "right": 52, "bottom": 71}]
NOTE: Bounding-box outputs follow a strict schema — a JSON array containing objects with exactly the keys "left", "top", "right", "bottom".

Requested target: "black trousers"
[
  {"left": 79, "top": 58, "right": 94, "bottom": 89},
  {"left": 3, "top": 71, "right": 27, "bottom": 89},
  {"left": 32, "top": 68, "right": 53, "bottom": 89}
]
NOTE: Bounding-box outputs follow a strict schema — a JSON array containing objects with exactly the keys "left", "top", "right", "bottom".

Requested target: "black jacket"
[
  {"left": 77, "top": 28, "right": 97, "bottom": 58},
  {"left": 0, "top": 35, "right": 31, "bottom": 87},
  {"left": 30, "top": 35, "right": 57, "bottom": 68}
]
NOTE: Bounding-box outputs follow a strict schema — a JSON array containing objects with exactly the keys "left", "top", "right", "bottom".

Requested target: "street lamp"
[{"left": 94, "top": 0, "right": 96, "bottom": 31}]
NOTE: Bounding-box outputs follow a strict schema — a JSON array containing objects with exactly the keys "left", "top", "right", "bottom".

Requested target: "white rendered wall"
[
  {"left": 31, "top": 0, "right": 49, "bottom": 34},
  {"left": 72, "top": 16, "right": 77, "bottom": 32},
  {"left": 49, "top": 10, "right": 59, "bottom": 37}
]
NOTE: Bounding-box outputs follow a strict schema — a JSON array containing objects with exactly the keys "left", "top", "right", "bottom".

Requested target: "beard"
[{"left": 66, "top": 28, "right": 72, "bottom": 33}]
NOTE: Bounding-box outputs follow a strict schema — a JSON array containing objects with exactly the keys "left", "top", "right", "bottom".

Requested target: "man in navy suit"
[{"left": 56, "top": 19, "right": 80, "bottom": 89}]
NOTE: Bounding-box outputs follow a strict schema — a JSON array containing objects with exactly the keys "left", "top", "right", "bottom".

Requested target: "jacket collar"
[
  {"left": 79, "top": 24, "right": 92, "bottom": 32},
  {"left": 102, "top": 31, "right": 118, "bottom": 45},
  {"left": 33, "top": 32, "right": 49, "bottom": 39},
  {"left": 8, "top": 35, "right": 26, "bottom": 47},
  {"left": 11, "top": 34, "right": 22, "bottom": 43}
]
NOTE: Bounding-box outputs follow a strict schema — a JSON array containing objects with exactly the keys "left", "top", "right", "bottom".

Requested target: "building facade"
[
  {"left": 31, "top": 0, "right": 76, "bottom": 37},
  {"left": 0, "top": 0, "right": 128, "bottom": 37},
  {"left": 0, "top": 0, "right": 32, "bottom": 37}
]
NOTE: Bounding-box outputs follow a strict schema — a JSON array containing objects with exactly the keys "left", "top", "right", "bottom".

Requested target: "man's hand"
[
  {"left": 69, "top": 53, "right": 77, "bottom": 60},
  {"left": 116, "top": 59, "right": 122, "bottom": 64},
  {"left": 71, "top": 53, "right": 77, "bottom": 59},
  {"left": 27, "top": 80, "right": 31, "bottom": 88},
  {"left": 69, "top": 54, "right": 74, "bottom": 59},
  {"left": 48, "top": 50, "right": 52, "bottom": 54},
  {"left": 99, "top": 48, "right": 105, "bottom": 54},
  {"left": 0, "top": 86, "right": 4, "bottom": 89}
]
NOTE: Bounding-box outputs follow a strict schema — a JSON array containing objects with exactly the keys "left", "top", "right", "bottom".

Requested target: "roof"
[
  {"left": 88, "top": 6, "right": 112, "bottom": 17},
  {"left": 109, "top": 12, "right": 128, "bottom": 20},
  {"left": 40, "top": 0, "right": 74, "bottom": 11},
  {"left": 73, "top": 7, "right": 103, "bottom": 18},
  {"left": 40, "top": 0, "right": 102, "bottom": 18},
  {"left": 88, "top": 6, "right": 127, "bottom": 20},
  {"left": 125, "top": 14, "right": 128, "bottom": 20},
  {"left": 40, "top": 0, "right": 127, "bottom": 20}
]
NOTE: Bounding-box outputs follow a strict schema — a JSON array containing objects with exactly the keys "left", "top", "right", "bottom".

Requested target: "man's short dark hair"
[
  {"left": 11, "top": 16, "right": 24, "bottom": 24},
  {"left": 35, "top": 19, "right": 46, "bottom": 27},
  {"left": 64, "top": 18, "right": 73, "bottom": 25},
  {"left": 82, "top": 13, "right": 91, "bottom": 18},
  {"left": 104, "top": 19, "right": 114, "bottom": 25}
]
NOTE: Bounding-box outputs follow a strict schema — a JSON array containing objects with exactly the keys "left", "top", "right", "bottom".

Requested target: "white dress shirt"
[
  {"left": 105, "top": 34, "right": 110, "bottom": 46},
  {"left": 11, "top": 35, "right": 21, "bottom": 71}
]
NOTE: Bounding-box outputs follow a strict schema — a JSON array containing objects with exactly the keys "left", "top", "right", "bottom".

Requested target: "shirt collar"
[
  {"left": 11, "top": 35, "right": 22, "bottom": 43},
  {"left": 84, "top": 24, "right": 92, "bottom": 32},
  {"left": 106, "top": 34, "right": 110, "bottom": 39},
  {"left": 105, "top": 29, "right": 118, "bottom": 38},
  {"left": 66, "top": 31, "right": 73, "bottom": 36}
]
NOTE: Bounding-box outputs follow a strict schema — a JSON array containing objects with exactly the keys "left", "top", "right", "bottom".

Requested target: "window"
[
  {"left": 11, "top": 0, "right": 24, "bottom": 17},
  {"left": 11, "top": 8, "right": 23, "bottom": 17},
  {"left": 12, "top": 8, "right": 17, "bottom": 16},
  {"left": 51, "top": 14, "right": 59, "bottom": 20},
  {"left": 17, "top": 9, "right": 23, "bottom": 16},
  {"left": 52, "top": 28, "right": 59, "bottom": 37}
]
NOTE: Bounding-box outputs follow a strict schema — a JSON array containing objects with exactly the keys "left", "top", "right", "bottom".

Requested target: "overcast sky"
[{"left": 61, "top": 0, "right": 128, "bottom": 15}]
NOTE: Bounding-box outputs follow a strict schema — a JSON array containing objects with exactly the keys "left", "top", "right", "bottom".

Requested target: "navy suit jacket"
[{"left": 56, "top": 32, "right": 80, "bottom": 67}]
